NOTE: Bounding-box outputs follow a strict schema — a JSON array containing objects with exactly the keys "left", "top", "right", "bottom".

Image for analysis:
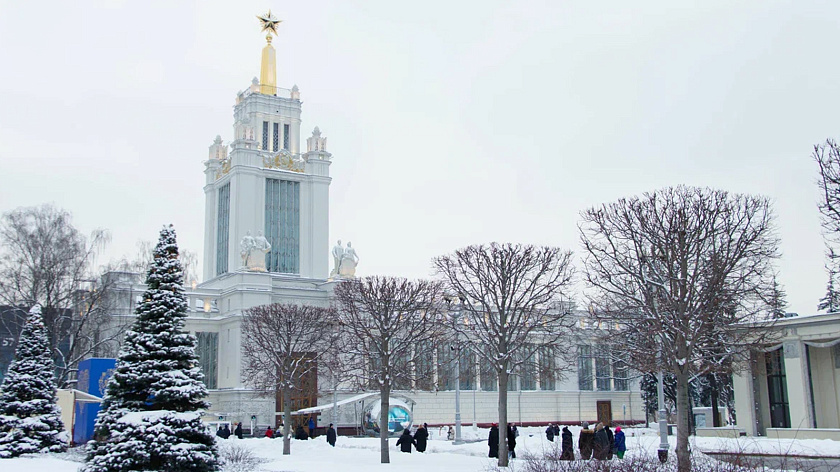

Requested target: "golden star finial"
[{"left": 257, "top": 10, "right": 281, "bottom": 37}]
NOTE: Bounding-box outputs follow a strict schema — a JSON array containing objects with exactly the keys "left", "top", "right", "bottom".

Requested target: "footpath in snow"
[{"left": 4, "top": 425, "right": 840, "bottom": 471}]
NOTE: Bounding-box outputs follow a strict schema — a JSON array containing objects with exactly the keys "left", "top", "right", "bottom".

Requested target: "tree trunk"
[
  {"left": 283, "top": 388, "right": 292, "bottom": 455},
  {"left": 380, "top": 384, "right": 390, "bottom": 464},
  {"left": 710, "top": 374, "right": 721, "bottom": 427},
  {"left": 676, "top": 370, "right": 692, "bottom": 472},
  {"left": 498, "top": 370, "right": 509, "bottom": 467}
]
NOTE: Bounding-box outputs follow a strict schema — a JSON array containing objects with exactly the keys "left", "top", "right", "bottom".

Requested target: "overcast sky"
[{"left": 1, "top": 0, "right": 838, "bottom": 314}]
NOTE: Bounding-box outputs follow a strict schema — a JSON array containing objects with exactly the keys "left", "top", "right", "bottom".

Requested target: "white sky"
[{"left": 0, "top": 0, "right": 837, "bottom": 315}]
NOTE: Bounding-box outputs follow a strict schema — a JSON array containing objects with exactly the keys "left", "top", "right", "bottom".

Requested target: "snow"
[{"left": 7, "top": 426, "right": 840, "bottom": 471}]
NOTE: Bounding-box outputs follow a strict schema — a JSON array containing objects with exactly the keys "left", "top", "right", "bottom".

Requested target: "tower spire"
[{"left": 257, "top": 10, "right": 281, "bottom": 95}]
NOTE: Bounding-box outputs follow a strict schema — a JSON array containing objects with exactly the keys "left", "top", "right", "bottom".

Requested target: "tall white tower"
[{"left": 202, "top": 12, "right": 332, "bottom": 282}]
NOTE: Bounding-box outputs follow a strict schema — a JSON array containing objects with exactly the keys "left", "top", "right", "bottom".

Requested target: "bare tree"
[
  {"left": 333, "top": 276, "right": 445, "bottom": 464},
  {"left": 433, "top": 243, "right": 575, "bottom": 468},
  {"left": 0, "top": 204, "right": 116, "bottom": 386},
  {"left": 814, "top": 138, "right": 840, "bottom": 311},
  {"left": 240, "top": 303, "right": 334, "bottom": 455},
  {"left": 578, "top": 186, "right": 780, "bottom": 472}
]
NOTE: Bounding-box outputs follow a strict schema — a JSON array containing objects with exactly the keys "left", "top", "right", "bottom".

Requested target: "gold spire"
[{"left": 257, "top": 11, "right": 281, "bottom": 95}]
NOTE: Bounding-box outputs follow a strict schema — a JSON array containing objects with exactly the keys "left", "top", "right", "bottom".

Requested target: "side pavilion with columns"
[{"left": 734, "top": 312, "right": 840, "bottom": 439}]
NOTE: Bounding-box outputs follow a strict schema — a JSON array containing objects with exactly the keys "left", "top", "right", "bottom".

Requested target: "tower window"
[
  {"left": 216, "top": 183, "right": 230, "bottom": 276},
  {"left": 272, "top": 123, "right": 279, "bottom": 152},
  {"left": 283, "top": 124, "right": 290, "bottom": 150},
  {"left": 262, "top": 121, "right": 269, "bottom": 150},
  {"left": 265, "top": 178, "right": 300, "bottom": 273}
]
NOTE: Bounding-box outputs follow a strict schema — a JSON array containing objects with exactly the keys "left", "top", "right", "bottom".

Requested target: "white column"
[
  {"left": 783, "top": 341, "right": 814, "bottom": 429},
  {"left": 732, "top": 369, "right": 756, "bottom": 436}
]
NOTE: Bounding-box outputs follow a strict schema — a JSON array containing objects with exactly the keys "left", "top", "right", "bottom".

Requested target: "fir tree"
[
  {"left": 84, "top": 226, "right": 218, "bottom": 472},
  {"left": 0, "top": 305, "right": 67, "bottom": 458}
]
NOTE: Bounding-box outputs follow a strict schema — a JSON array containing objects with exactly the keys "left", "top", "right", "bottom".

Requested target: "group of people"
[
  {"left": 487, "top": 423, "right": 519, "bottom": 459},
  {"left": 215, "top": 422, "right": 244, "bottom": 440},
  {"left": 395, "top": 423, "right": 430, "bottom": 453},
  {"left": 575, "top": 422, "right": 626, "bottom": 460}
]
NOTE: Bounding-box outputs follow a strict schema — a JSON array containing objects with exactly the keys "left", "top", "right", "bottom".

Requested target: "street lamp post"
[
  {"left": 446, "top": 294, "right": 465, "bottom": 445},
  {"left": 657, "top": 365, "right": 669, "bottom": 463}
]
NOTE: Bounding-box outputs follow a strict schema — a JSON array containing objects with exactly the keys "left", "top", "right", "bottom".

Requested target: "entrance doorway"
[
  {"left": 597, "top": 401, "right": 613, "bottom": 426},
  {"left": 765, "top": 349, "right": 790, "bottom": 428}
]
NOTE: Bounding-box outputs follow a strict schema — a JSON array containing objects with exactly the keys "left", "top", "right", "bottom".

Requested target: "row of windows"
[
  {"left": 374, "top": 345, "right": 559, "bottom": 392},
  {"left": 262, "top": 121, "right": 291, "bottom": 152},
  {"left": 577, "top": 345, "right": 629, "bottom": 391}
]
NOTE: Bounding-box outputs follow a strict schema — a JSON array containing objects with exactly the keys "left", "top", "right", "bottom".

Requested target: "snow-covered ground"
[{"left": 5, "top": 426, "right": 840, "bottom": 471}]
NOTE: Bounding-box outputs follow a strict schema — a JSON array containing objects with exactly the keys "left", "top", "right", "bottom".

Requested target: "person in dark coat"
[
  {"left": 604, "top": 424, "right": 614, "bottom": 459},
  {"left": 216, "top": 425, "right": 224, "bottom": 438},
  {"left": 553, "top": 424, "right": 561, "bottom": 437},
  {"left": 234, "top": 422, "right": 243, "bottom": 439},
  {"left": 614, "top": 426, "right": 626, "bottom": 459},
  {"left": 308, "top": 417, "right": 316, "bottom": 438},
  {"left": 593, "top": 423, "right": 609, "bottom": 460},
  {"left": 507, "top": 424, "right": 517, "bottom": 459},
  {"left": 326, "top": 423, "right": 337, "bottom": 447},
  {"left": 488, "top": 423, "right": 500, "bottom": 458},
  {"left": 578, "top": 422, "right": 594, "bottom": 460},
  {"left": 560, "top": 426, "right": 574, "bottom": 460},
  {"left": 295, "top": 425, "right": 309, "bottom": 440},
  {"left": 396, "top": 428, "right": 416, "bottom": 453},
  {"left": 414, "top": 424, "right": 428, "bottom": 452},
  {"left": 545, "top": 423, "right": 555, "bottom": 442}
]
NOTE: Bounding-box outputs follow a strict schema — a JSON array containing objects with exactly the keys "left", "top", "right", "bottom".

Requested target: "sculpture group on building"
[
  {"left": 240, "top": 230, "right": 272, "bottom": 271},
  {"left": 331, "top": 240, "right": 359, "bottom": 278}
]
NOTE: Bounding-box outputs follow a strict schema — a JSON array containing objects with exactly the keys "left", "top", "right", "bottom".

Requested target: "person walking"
[
  {"left": 578, "top": 422, "right": 594, "bottom": 460},
  {"left": 396, "top": 428, "right": 416, "bottom": 453},
  {"left": 295, "top": 425, "right": 308, "bottom": 440},
  {"left": 593, "top": 423, "right": 609, "bottom": 460},
  {"left": 614, "top": 426, "right": 626, "bottom": 459},
  {"left": 604, "top": 424, "right": 614, "bottom": 459},
  {"left": 545, "top": 423, "right": 555, "bottom": 442},
  {"left": 216, "top": 425, "right": 224, "bottom": 438},
  {"left": 264, "top": 426, "right": 273, "bottom": 438},
  {"left": 507, "top": 423, "right": 517, "bottom": 459},
  {"left": 414, "top": 423, "right": 428, "bottom": 452},
  {"left": 560, "top": 426, "right": 574, "bottom": 460},
  {"left": 234, "top": 422, "right": 243, "bottom": 439},
  {"left": 326, "top": 423, "right": 337, "bottom": 447},
  {"left": 447, "top": 425, "right": 455, "bottom": 440},
  {"left": 488, "top": 423, "right": 500, "bottom": 458},
  {"left": 308, "top": 417, "right": 316, "bottom": 438},
  {"left": 221, "top": 424, "right": 231, "bottom": 439},
  {"left": 553, "top": 423, "right": 560, "bottom": 437}
]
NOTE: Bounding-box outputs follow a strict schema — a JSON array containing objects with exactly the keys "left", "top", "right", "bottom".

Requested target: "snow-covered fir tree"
[
  {"left": 0, "top": 305, "right": 66, "bottom": 458},
  {"left": 84, "top": 225, "right": 218, "bottom": 472}
]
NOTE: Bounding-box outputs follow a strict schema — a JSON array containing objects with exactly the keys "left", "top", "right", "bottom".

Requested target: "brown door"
[{"left": 596, "top": 401, "right": 612, "bottom": 426}]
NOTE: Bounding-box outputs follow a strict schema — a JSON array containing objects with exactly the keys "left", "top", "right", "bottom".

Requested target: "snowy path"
[{"left": 6, "top": 426, "right": 840, "bottom": 471}]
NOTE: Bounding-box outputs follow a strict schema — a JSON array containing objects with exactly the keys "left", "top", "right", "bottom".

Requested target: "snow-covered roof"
[{"left": 291, "top": 392, "right": 379, "bottom": 415}]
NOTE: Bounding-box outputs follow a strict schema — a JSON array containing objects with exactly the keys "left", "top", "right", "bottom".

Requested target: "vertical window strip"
[
  {"left": 262, "top": 121, "right": 269, "bottom": 150},
  {"left": 196, "top": 332, "right": 219, "bottom": 389},
  {"left": 578, "top": 345, "right": 593, "bottom": 391},
  {"left": 272, "top": 123, "right": 279, "bottom": 152},
  {"left": 613, "top": 357, "right": 629, "bottom": 391},
  {"left": 265, "top": 178, "right": 300, "bottom": 273},
  {"left": 283, "top": 123, "right": 290, "bottom": 150},
  {"left": 539, "top": 345, "right": 556, "bottom": 391},
  {"left": 596, "top": 351, "right": 612, "bottom": 391},
  {"left": 216, "top": 184, "right": 230, "bottom": 275}
]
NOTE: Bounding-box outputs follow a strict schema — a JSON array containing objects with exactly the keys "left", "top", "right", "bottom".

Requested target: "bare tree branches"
[
  {"left": 0, "top": 204, "right": 113, "bottom": 386},
  {"left": 813, "top": 138, "right": 840, "bottom": 311},
  {"left": 241, "top": 303, "right": 334, "bottom": 455},
  {"left": 433, "top": 243, "right": 575, "bottom": 468},
  {"left": 333, "top": 276, "right": 445, "bottom": 464},
  {"left": 578, "top": 186, "right": 780, "bottom": 472}
]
